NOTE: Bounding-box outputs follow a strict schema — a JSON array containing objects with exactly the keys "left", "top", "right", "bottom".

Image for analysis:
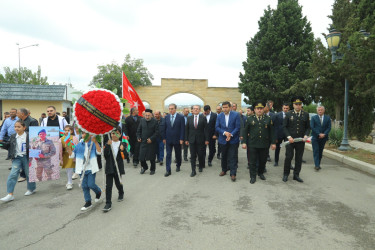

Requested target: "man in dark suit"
[
  {"left": 185, "top": 105, "right": 209, "bottom": 177},
  {"left": 310, "top": 106, "right": 331, "bottom": 171},
  {"left": 182, "top": 108, "right": 190, "bottom": 161},
  {"left": 264, "top": 103, "right": 276, "bottom": 164},
  {"left": 273, "top": 103, "right": 290, "bottom": 166},
  {"left": 282, "top": 97, "right": 310, "bottom": 183},
  {"left": 154, "top": 111, "right": 165, "bottom": 166},
  {"left": 215, "top": 105, "right": 222, "bottom": 159},
  {"left": 123, "top": 107, "right": 141, "bottom": 167},
  {"left": 242, "top": 100, "right": 276, "bottom": 184},
  {"left": 203, "top": 105, "right": 217, "bottom": 167},
  {"left": 215, "top": 101, "right": 241, "bottom": 182},
  {"left": 163, "top": 103, "right": 185, "bottom": 177}
]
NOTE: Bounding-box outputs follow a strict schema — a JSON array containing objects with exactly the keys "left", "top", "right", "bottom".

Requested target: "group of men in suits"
[{"left": 123, "top": 97, "right": 331, "bottom": 184}]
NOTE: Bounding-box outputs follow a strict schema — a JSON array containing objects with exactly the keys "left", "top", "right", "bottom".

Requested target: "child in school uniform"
[
  {"left": 102, "top": 127, "right": 126, "bottom": 212},
  {"left": 0, "top": 120, "right": 36, "bottom": 202},
  {"left": 67, "top": 131, "right": 102, "bottom": 211}
]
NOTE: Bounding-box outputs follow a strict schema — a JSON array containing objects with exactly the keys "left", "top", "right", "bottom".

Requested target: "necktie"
[
  {"left": 194, "top": 115, "right": 198, "bottom": 128},
  {"left": 297, "top": 113, "right": 300, "bottom": 117},
  {"left": 320, "top": 116, "right": 323, "bottom": 126},
  {"left": 171, "top": 115, "right": 174, "bottom": 126}
]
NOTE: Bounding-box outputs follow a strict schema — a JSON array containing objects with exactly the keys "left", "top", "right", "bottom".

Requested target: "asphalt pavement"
[{"left": 0, "top": 145, "right": 375, "bottom": 250}]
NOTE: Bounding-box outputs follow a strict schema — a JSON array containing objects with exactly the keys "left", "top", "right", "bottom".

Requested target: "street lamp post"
[
  {"left": 326, "top": 28, "right": 370, "bottom": 151},
  {"left": 16, "top": 43, "right": 39, "bottom": 73}
]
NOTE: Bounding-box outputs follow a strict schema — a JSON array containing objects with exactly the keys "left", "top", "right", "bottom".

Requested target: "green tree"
[
  {"left": 239, "top": 0, "right": 314, "bottom": 109},
  {"left": 90, "top": 54, "right": 153, "bottom": 95},
  {"left": 0, "top": 66, "right": 49, "bottom": 85}
]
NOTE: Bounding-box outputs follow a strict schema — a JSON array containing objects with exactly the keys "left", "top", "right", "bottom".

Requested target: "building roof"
[{"left": 0, "top": 83, "right": 67, "bottom": 101}]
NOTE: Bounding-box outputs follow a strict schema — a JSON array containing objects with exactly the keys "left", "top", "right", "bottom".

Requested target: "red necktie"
[{"left": 194, "top": 115, "right": 198, "bottom": 128}]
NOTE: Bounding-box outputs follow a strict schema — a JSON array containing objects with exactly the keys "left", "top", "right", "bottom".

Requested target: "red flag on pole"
[{"left": 122, "top": 72, "right": 145, "bottom": 117}]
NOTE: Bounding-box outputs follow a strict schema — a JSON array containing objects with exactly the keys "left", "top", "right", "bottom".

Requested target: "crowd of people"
[{"left": 0, "top": 97, "right": 332, "bottom": 212}]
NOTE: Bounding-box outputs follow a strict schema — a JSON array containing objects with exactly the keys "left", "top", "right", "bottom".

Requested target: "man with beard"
[{"left": 137, "top": 109, "right": 159, "bottom": 175}]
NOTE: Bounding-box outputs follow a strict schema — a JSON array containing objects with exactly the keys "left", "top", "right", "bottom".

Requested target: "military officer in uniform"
[
  {"left": 282, "top": 97, "right": 310, "bottom": 183},
  {"left": 242, "top": 100, "right": 276, "bottom": 184}
]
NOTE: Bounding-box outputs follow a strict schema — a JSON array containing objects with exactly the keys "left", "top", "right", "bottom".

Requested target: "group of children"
[{"left": 1, "top": 122, "right": 127, "bottom": 213}]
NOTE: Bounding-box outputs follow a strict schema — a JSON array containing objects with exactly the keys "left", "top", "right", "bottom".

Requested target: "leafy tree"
[
  {"left": 239, "top": 0, "right": 314, "bottom": 109},
  {"left": 90, "top": 54, "right": 153, "bottom": 95},
  {"left": 0, "top": 66, "right": 49, "bottom": 85}
]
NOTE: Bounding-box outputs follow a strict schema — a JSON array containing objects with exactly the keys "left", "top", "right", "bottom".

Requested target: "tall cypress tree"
[{"left": 239, "top": 0, "right": 314, "bottom": 109}]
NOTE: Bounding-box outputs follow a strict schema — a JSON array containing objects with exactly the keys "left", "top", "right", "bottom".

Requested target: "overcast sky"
[{"left": 0, "top": 0, "right": 333, "bottom": 95}]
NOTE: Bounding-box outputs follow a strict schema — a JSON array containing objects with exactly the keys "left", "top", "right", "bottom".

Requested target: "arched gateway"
[{"left": 134, "top": 78, "right": 242, "bottom": 112}]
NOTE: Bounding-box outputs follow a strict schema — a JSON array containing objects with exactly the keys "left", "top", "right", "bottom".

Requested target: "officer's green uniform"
[{"left": 243, "top": 114, "right": 275, "bottom": 179}]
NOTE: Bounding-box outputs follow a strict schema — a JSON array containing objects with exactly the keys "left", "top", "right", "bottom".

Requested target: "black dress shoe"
[
  {"left": 5, "top": 156, "right": 11, "bottom": 160},
  {"left": 302, "top": 160, "right": 306, "bottom": 163},
  {"left": 199, "top": 168, "right": 203, "bottom": 172},
  {"left": 250, "top": 177, "right": 256, "bottom": 184},
  {"left": 190, "top": 171, "right": 196, "bottom": 177},
  {"left": 217, "top": 155, "right": 221, "bottom": 159},
  {"left": 293, "top": 175, "right": 304, "bottom": 182},
  {"left": 258, "top": 174, "right": 266, "bottom": 180},
  {"left": 164, "top": 171, "right": 171, "bottom": 177},
  {"left": 133, "top": 162, "right": 138, "bottom": 167},
  {"left": 150, "top": 171, "right": 155, "bottom": 175},
  {"left": 184, "top": 158, "right": 188, "bottom": 162},
  {"left": 140, "top": 168, "right": 146, "bottom": 174},
  {"left": 160, "top": 161, "right": 163, "bottom": 166},
  {"left": 274, "top": 162, "right": 278, "bottom": 167},
  {"left": 176, "top": 167, "right": 180, "bottom": 172},
  {"left": 208, "top": 161, "right": 212, "bottom": 167},
  {"left": 282, "top": 175, "right": 288, "bottom": 182},
  {"left": 155, "top": 159, "right": 160, "bottom": 163},
  {"left": 267, "top": 156, "right": 271, "bottom": 162}
]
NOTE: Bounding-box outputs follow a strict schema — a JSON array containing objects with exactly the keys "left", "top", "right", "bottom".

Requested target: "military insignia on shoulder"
[{"left": 252, "top": 120, "right": 255, "bottom": 125}]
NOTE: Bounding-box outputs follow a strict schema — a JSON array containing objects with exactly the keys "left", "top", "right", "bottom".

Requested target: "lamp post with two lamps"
[{"left": 16, "top": 43, "right": 39, "bottom": 73}]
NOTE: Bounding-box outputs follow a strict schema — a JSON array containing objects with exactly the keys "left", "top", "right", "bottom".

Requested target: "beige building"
[
  {"left": 0, "top": 84, "right": 74, "bottom": 123},
  {"left": 134, "top": 78, "right": 242, "bottom": 112}
]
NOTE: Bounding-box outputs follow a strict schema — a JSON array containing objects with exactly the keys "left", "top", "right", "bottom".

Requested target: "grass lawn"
[{"left": 325, "top": 144, "right": 375, "bottom": 165}]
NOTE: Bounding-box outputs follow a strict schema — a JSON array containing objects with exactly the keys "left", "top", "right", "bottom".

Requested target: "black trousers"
[
  {"left": 129, "top": 139, "right": 140, "bottom": 164},
  {"left": 189, "top": 141, "right": 205, "bottom": 171},
  {"left": 183, "top": 142, "right": 189, "bottom": 160},
  {"left": 217, "top": 142, "right": 222, "bottom": 156},
  {"left": 105, "top": 173, "right": 124, "bottom": 205},
  {"left": 249, "top": 147, "right": 267, "bottom": 178},
  {"left": 141, "top": 159, "right": 156, "bottom": 171},
  {"left": 207, "top": 137, "right": 216, "bottom": 162},
  {"left": 274, "top": 138, "right": 286, "bottom": 164},
  {"left": 284, "top": 141, "right": 305, "bottom": 176},
  {"left": 220, "top": 142, "right": 238, "bottom": 176}
]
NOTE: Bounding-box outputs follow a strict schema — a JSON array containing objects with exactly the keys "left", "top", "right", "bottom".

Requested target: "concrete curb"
[{"left": 305, "top": 143, "right": 375, "bottom": 176}]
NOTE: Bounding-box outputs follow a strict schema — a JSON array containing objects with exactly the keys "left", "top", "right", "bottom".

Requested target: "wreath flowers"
[{"left": 73, "top": 89, "right": 122, "bottom": 135}]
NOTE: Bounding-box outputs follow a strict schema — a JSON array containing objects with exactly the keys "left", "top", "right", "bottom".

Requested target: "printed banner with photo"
[{"left": 29, "top": 126, "right": 60, "bottom": 182}]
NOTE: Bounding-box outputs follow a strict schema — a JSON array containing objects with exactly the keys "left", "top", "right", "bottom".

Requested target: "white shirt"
[
  {"left": 194, "top": 115, "right": 199, "bottom": 126},
  {"left": 206, "top": 112, "right": 211, "bottom": 123},
  {"left": 16, "top": 132, "right": 27, "bottom": 156},
  {"left": 112, "top": 141, "right": 121, "bottom": 159},
  {"left": 224, "top": 113, "right": 230, "bottom": 127}
]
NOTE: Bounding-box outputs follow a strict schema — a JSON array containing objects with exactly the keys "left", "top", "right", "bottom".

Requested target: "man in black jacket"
[
  {"left": 137, "top": 109, "right": 159, "bottom": 175},
  {"left": 203, "top": 105, "right": 217, "bottom": 166},
  {"left": 283, "top": 97, "right": 310, "bottom": 183},
  {"left": 123, "top": 107, "right": 141, "bottom": 167},
  {"left": 185, "top": 105, "right": 209, "bottom": 177},
  {"left": 273, "top": 103, "right": 290, "bottom": 166}
]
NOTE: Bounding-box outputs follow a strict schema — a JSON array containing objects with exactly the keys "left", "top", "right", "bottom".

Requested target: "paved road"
[{"left": 1, "top": 146, "right": 375, "bottom": 250}]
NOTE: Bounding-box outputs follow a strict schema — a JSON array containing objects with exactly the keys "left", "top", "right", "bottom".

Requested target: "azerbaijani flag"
[
  {"left": 122, "top": 133, "right": 131, "bottom": 152},
  {"left": 64, "top": 131, "right": 71, "bottom": 145},
  {"left": 59, "top": 129, "right": 65, "bottom": 137}
]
